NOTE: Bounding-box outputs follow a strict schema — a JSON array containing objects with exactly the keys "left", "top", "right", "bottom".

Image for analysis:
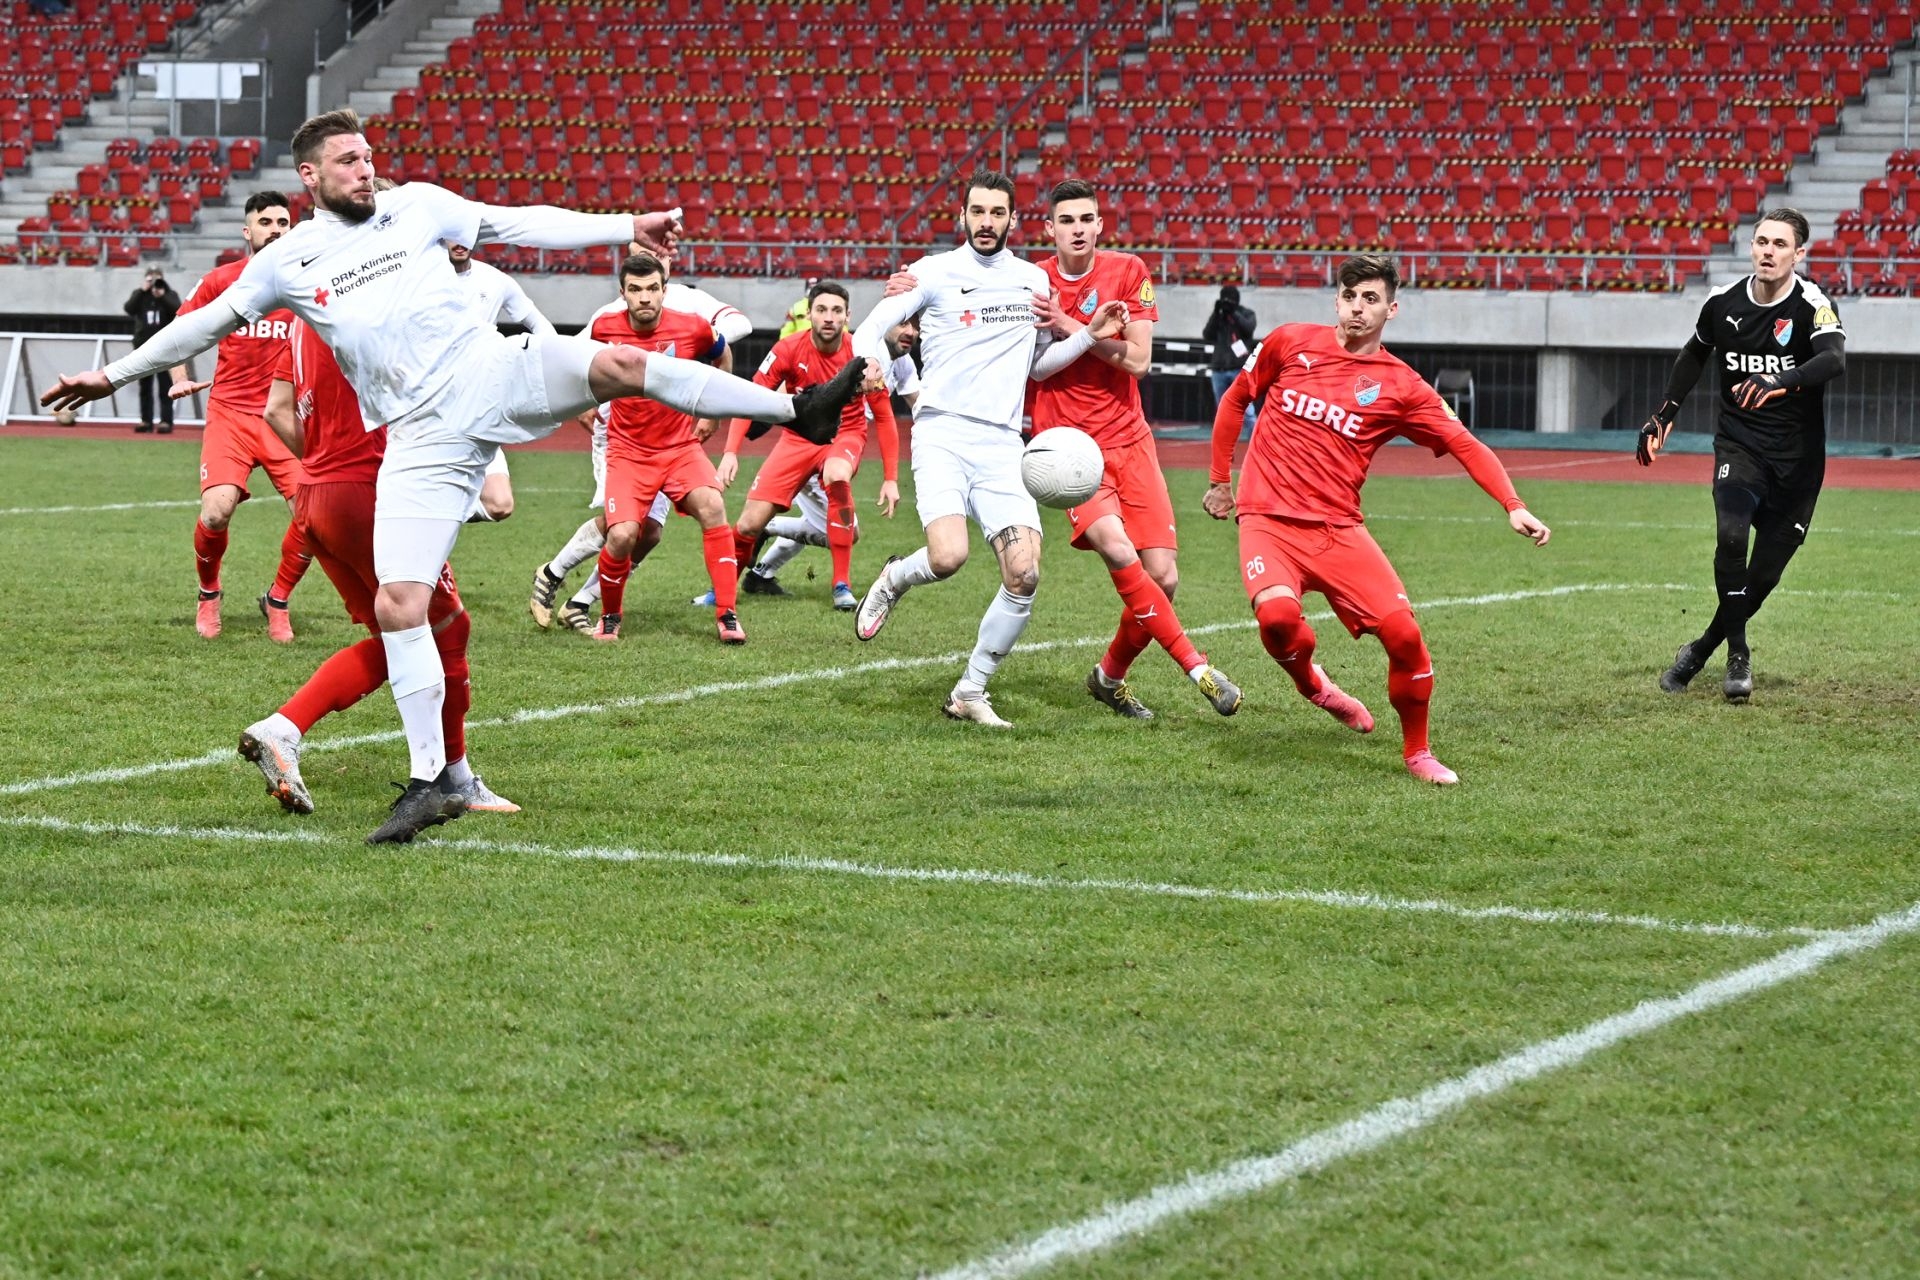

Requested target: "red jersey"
[
  {"left": 1217, "top": 323, "right": 1491, "bottom": 527},
  {"left": 1030, "top": 250, "right": 1158, "bottom": 448},
  {"left": 177, "top": 257, "right": 295, "bottom": 413},
  {"left": 274, "top": 321, "right": 384, "bottom": 485},
  {"left": 588, "top": 305, "right": 723, "bottom": 457},
  {"left": 723, "top": 329, "right": 896, "bottom": 469}
]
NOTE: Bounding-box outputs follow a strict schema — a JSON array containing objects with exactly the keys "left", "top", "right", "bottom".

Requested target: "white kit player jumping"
[{"left": 43, "top": 107, "right": 874, "bottom": 843}]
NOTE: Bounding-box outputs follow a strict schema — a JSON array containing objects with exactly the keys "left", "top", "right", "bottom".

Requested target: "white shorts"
[
  {"left": 910, "top": 411, "right": 1040, "bottom": 541},
  {"left": 412, "top": 328, "right": 600, "bottom": 447},
  {"left": 484, "top": 446, "right": 510, "bottom": 478}
]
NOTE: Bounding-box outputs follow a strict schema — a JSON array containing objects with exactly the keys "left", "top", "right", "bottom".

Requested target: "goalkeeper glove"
[
  {"left": 1635, "top": 399, "right": 1680, "bottom": 467},
  {"left": 1730, "top": 372, "right": 1787, "bottom": 411}
]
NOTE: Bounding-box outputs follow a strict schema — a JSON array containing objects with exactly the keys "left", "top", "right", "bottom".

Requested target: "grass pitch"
[{"left": 1, "top": 435, "right": 1916, "bottom": 1278}]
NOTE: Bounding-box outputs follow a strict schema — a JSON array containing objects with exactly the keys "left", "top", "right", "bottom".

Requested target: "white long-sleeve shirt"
[
  {"left": 458, "top": 258, "right": 555, "bottom": 335},
  {"left": 853, "top": 244, "right": 1050, "bottom": 434},
  {"left": 104, "top": 182, "right": 631, "bottom": 426}
]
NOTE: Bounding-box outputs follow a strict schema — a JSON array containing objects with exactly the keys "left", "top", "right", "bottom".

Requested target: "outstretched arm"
[
  {"left": 1447, "top": 432, "right": 1550, "bottom": 545},
  {"left": 43, "top": 300, "right": 244, "bottom": 411},
  {"left": 1203, "top": 373, "right": 1257, "bottom": 520}
]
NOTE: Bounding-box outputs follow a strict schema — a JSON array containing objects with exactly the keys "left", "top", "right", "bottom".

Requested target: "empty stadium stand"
[{"left": 2, "top": 0, "right": 1915, "bottom": 296}]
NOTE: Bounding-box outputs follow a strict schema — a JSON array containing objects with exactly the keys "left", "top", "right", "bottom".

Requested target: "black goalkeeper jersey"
[{"left": 1691, "top": 274, "right": 1845, "bottom": 462}]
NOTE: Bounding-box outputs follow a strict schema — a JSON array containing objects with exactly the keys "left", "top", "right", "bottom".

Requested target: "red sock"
[
  {"left": 731, "top": 528, "right": 759, "bottom": 580},
  {"left": 269, "top": 520, "right": 313, "bottom": 602},
  {"left": 193, "top": 519, "right": 227, "bottom": 593},
  {"left": 596, "top": 547, "right": 631, "bottom": 617},
  {"left": 705, "top": 525, "right": 739, "bottom": 612},
  {"left": 1378, "top": 611, "right": 1433, "bottom": 758},
  {"left": 279, "top": 636, "right": 386, "bottom": 733},
  {"left": 1100, "top": 610, "right": 1152, "bottom": 681},
  {"left": 1254, "top": 595, "right": 1322, "bottom": 696},
  {"left": 826, "top": 478, "right": 856, "bottom": 587},
  {"left": 436, "top": 610, "right": 472, "bottom": 764},
  {"left": 1107, "top": 560, "right": 1201, "bottom": 675}
]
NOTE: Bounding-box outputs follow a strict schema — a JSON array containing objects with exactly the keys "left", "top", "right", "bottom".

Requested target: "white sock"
[
  {"left": 260, "top": 711, "right": 302, "bottom": 742},
  {"left": 765, "top": 515, "right": 824, "bottom": 547},
  {"left": 641, "top": 352, "right": 793, "bottom": 421},
  {"left": 964, "top": 586, "right": 1034, "bottom": 690},
  {"left": 548, "top": 518, "right": 606, "bottom": 578},
  {"left": 893, "top": 546, "right": 941, "bottom": 589},
  {"left": 754, "top": 537, "right": 804, "bottom": 576},
  {"left": 382, "top": 624, "right": 446, "bottom": 781},
  {"left": 572, "top": 571, "right": 601, "bottom": 607},
  {"left": 443, "top": 755, "right": 474, "bottom": 787}
]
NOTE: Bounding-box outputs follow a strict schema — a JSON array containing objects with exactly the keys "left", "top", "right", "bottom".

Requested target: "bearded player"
[
  {"left": 1207, "top": 255, "right": 1551, "bottom": 785},
  {"left": 170, "top": 191, "right": 313, "bottom": 641},
  {"left": 1032, "top": 178, "right": 1239, "bottom": 719},
  {"left": 717, "top": 280, "right": 900, "bottom": 611}
]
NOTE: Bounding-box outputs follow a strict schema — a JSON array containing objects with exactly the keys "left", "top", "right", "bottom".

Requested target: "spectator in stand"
[
  {"left": 124, "top": 269, "right": 181, "bottom": 433},
  {"left": 1203, "top": 284, "right": 1258, "bottom": 436}
]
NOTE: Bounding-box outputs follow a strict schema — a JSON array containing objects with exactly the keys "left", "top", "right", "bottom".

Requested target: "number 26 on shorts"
[{"left": 1244, "top": 554, "right": 1265, "bottom": 581}]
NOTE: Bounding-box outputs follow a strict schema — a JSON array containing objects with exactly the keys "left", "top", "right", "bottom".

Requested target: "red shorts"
[
  {"left": 295, "top": 480, "right": 462, "bottom": 630},
  {"left": 746, "top": 425, "right": 870, "bottom": 509},
  {"left": 1238, "top": 513, "right": 1410, "bottom": 638},
  {"left": 605, "top": 443, "right": 720, "bottom": 525},
  {"left": 1064, "top": 435, "right": 1178, "bottom": 552},
  {"left": 199, "top": 399, "right": 304, "bottom": 498}
]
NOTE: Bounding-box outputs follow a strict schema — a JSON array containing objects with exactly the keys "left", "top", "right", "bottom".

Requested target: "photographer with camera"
[
  {"left": 1202, "top": 284, "right": 1258, "bottom": 437},
  {"left": 123, "top": 269, "right": 181, "bottom": 433}
]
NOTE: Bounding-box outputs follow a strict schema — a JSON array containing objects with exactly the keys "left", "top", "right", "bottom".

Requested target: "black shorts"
[{"left": 1713, "top": 440, "right": 1824, "bottom": 544}]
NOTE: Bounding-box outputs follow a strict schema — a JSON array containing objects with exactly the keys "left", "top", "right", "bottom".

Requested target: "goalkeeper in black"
[{"left": 1636, "top": 207, "right": 1846, "bottom": 703}]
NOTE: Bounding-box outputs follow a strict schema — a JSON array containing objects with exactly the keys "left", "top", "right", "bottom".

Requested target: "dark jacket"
[
  {"left": 124, "top": 281, "right": 180, "bottom": 343},
  {"left": 1202, "top": 299, "right": 1258, "bottom": 371}
]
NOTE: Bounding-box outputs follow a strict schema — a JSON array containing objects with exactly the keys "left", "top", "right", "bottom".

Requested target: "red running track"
[{"left": 8, "top": 421, "right": 1917, "bottom": 492}]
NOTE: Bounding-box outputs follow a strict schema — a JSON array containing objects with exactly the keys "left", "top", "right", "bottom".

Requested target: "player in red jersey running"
[
  {"left": 718, "top": 280, "right": 900, "bottom": 610},
  {"left": 240, "top": 307, "right": 513, "bottom": 818},
  {"left": 589, "top": 251, "right": 746, "bottom": 644},
  {"left": 170, "top": 191, "right": 313, "bottom": 642},
  {"left": 1206, "top": 255, "right": 1551, "bottom": 785},
  {"left": 1031, "top": 178, "right": 1240, "bottom": 719}
]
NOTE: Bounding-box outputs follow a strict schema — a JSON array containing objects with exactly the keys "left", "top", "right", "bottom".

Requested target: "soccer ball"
[{"left": 1021, "top": 427, "right": 1103, "bottom": 509}]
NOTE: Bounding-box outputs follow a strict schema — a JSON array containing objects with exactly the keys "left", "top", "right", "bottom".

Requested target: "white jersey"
[
  {"left": 458, "top": 258, "right": 554, "bottom": 336},
  {"left": 159, "top": 182, "right": 629, "bottom": 426},
  {"left": 853, "top": 244, "right": 1049, "bottom": 434},
  {"left": 885, "top": 349, "right": 920, "bottom": 397}
]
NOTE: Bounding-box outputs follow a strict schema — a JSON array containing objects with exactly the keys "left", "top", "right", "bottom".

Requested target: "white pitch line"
[
  {"left": 0, "top": 582, "right": 1659, "bottom": 799},
  {"left": 0, "top": 813, "right": 1829, "bottom": 941},
  {"left": 1369, "top": 512, "right": 1920, "bottom": 539},
  {"left": 930, "top": 897, "right": 1920, "bottom": 1280},
  {"left": 0, "top": 499, "right": 200, "bottom": 517}
]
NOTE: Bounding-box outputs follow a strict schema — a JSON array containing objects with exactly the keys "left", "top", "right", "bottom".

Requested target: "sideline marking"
[
  {"left": 0, "top": 583, "right": 1657, "bottom": 798},
  {"left": 0, "top": 813, "right": 1830, "bottom": 941},
  {"left": 1371, "top": 511, "right": 1920, "bottom": 539},
  {"left": 929, "top": 898, "right": 1920, "bottom": 1280},
  {"left": 0, "top": 499, "right": 200, "bottom": 517}
]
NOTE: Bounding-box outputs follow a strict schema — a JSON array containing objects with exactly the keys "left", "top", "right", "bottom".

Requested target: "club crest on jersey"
[
  {"left": 373, "top": 212, "right": 393, "bottom": 231},
  {"left": 661, "top": 341, "right": 677, "bottom": 358},
  {"left": 1078, "top": 288, "right": 1099, "bottom": 317},
  {"left": 1774, "top": 318, "right": 1792, "bottom": 346},
  {"left": 1354, "top": 375, "right": 1381, "bottom": 407}
]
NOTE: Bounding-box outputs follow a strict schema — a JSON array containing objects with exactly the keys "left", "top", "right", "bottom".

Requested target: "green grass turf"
[{"left": 0, "top": 435, "right": 1915, "bottom": 1276}]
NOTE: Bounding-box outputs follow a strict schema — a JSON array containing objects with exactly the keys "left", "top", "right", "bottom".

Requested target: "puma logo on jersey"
[{"left": 1297, "top": 353, "right": 1314, "bottom": 368}]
